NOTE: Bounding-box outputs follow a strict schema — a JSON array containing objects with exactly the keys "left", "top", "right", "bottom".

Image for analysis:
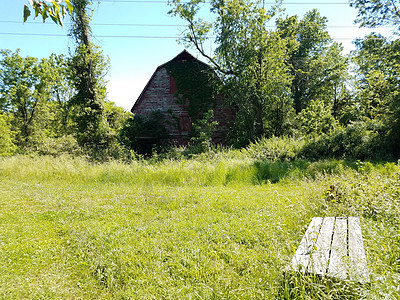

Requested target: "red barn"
[{"left": 131, "top": 50, "right": 236, "bottom": 146}]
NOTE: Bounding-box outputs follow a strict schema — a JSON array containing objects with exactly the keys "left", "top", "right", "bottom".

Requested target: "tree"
[
  {"left": 350, "top": 0, "right": 400, "bottom": 32},
  {"left": 47, "top": 54, "right": 76, "bottom": 136},
  {"left": 297, "top": 99, "right": 336, "bottom": 136},
  {"left": 353, "top": 33, "right": 400, "bottom": 155},
  {"left": 0, "top": 50, "right": 74, "bottom": 150},
  {"left": 170, "top": 0, "right": 293, "bottom": 145},
  {"left": 353, "top": 34, "right": 399, "bottom": 119},
  {"left": 24, "top": 0, "right": 126, "bottom": 158},
  {"left": 277, "top": 10, "right": 349, "bottom": 118},
  {"left": 68, "top": 0, "right": 111, "bottom": 153},
  {"left": 24, "top": 0, "right": 73, "bottom": 26},
  {"left": 0, "top": 50, "right": 48, "bottom": 148}
]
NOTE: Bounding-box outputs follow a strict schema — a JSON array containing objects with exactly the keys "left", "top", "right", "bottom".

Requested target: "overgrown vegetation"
[
  {"left": 2, "top": 1, "right": 399, "bottom": 160},
  {"left": 120, "top": 110, "right": 169, "bottom": 155},
  {"left": 3, "top": 1, "right": 397, "bottom": 298},
  {"left": 0, "top": 155, "right": 399, "bottom": 298},
  {"left": 165, "top": 59, "right": 216, "bottom": 120},
  {"left": 168, "top": 0, "right": 400, "bottom": 157}
]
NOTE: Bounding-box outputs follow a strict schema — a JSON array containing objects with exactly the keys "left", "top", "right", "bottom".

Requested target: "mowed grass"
[{"left": 0, "top": 155, "right": 399, "bottom": 299}]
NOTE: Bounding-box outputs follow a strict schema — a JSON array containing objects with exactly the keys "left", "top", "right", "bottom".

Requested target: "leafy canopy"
[
  {"left": 169, "top": 0, "right": 293, "bottom": 144},
  {"left": 350, "top": 0, "right": 400, "bottom": 32},
  {"left": 24, "top": 0, "right": 73, "bottom": 26}
]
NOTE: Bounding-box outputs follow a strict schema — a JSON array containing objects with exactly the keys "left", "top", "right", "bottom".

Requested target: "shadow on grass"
[
  {"left": 251, "top": 159, "right": 360, "bottom": 184},
  {"left": 279, "top": 271, "right": 370, "bottom": 299}
]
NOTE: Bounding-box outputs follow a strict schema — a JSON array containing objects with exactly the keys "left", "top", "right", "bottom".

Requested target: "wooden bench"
[{"left": 287, "top": 217, "right": 369, "bottom": 284}]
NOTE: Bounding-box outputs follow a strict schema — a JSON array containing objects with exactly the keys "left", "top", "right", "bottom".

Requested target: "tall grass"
[
  {"left": 1, "top": 154, "right": 362, "bottom": 186},
  {"left": 0, "top": 155, "right": 399, "bottom": 299}
]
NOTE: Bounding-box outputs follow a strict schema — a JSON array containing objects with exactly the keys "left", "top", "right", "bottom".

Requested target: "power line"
[
  {"left": 0, "top": 20, "right": 185, "bottom": 27},
  {"left": 98, "top": 0, "right": 349, "bottom": 3},
  {"left": 0, "top": 32, "right": 179, "bottom": 38},
  {"left": 0, "top": 32, "right": 67, "bottom": 37},
  {"left": 0, "top": 32, "right": 384, "bottom": 41},
  {"left": 1, "top": 20, "right": 385, "bottom": 29}
]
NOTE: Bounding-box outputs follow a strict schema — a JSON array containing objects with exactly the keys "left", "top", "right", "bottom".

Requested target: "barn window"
[
  {"left": 180, "top": 116, "right": 191, "bottom": 131},
  {"left": 169, "top": 76, "right": 178, "bottom": 94}
]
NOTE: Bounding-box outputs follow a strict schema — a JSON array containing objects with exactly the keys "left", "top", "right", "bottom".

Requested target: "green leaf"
[
  {"left": 42, "top": 9, "right": 48, "bottom": 22},
  {"left": 23, "top": 5, "right": 31, "bottom": 22},
  {"left": 65, "top": 0, "right": 74, "bottom": 16},
  {"left": 50, "top": 14, "right": 59, "bottom": 25},
  {"left": 53, "top": 2, "right": 60, "bottom": 15},
  {"left": 34, "top": 4, "right": 40, "bottom": 18},
  {"left": 58, "top": 7, "right": 65, "bottom": 27}
]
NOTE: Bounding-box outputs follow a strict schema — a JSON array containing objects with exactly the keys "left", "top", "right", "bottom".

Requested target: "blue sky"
[{"left": 0, "top": 0, "right": 395, "bottom": 111}]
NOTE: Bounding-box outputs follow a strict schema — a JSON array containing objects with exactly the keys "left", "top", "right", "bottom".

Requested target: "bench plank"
[
  {"left": 328, "top": 217, "right": 348, "bottom": 280},
  {"left": 309, "top": 216, "right": 335, "bottom": 275},
  {"left": 348, "top": 217, "right": 370, "bottom": 283},
  {"left": 288, "top": 216, "right": 369, "bottom": 284},
  {"left": 289, "top": 217, "right": 323, "bottom": 272}
]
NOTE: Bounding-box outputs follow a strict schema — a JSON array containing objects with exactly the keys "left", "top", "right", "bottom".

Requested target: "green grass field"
[{"left": 0, "top": 155, "right": 399, "bottom": 299}]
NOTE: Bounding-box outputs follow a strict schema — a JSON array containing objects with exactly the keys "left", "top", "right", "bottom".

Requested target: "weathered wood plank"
[
  {"left": 348, "top": 217, "right": 370, "bottom": 283},
  {"left": 328, "top": 217, "right": 348, "bottom": 280},
  {"left": 287, "top": 216, "right": 369, "bottom": 284},
  {"left": 289, "top": 217, "right": 323, "bottom": 273},
  {"left": 309, "top": 216, "right": 335, "bottom": 275}
]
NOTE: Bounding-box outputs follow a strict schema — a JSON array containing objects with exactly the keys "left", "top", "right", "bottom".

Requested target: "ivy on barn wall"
[{"left": 165, "top": 60, "right": 217, "bottom": 121}]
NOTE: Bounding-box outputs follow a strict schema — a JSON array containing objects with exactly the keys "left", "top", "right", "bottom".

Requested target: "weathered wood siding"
[
  {"left": 133, "top": 67, "right": 191, "bottom": 144},
  {"left": 132, "top": 52, "right": 236, "bottom": 145}
]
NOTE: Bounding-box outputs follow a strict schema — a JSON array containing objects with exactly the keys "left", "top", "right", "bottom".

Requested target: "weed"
[{"left": 0, "top": 155, "right": 398, "bottom": 298}]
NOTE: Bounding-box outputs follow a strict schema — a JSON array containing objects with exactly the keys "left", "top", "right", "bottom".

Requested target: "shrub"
[
  {"left": 244, "top": 136, "right": 305, "bottom": 161},
  {"left": 300, "top": 121, "right": 388, "bottom": 160},
  {"left": 34, "top": 135, "right": 82, "bottom": 156},
  {"left": 187, "top": 109, "right": 218, "bottom": 154},
  {"left": 0, "top": 113, "right": 16, "bottom": 156},
  {"left": 119, "top": 110, "right": 169, "bottom": 155}
]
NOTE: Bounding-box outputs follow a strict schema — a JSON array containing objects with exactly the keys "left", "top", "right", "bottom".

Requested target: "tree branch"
[
  {"left": 389, "top": 0, "right": 400, "bottom": 20},
  {"left": 186, "top": 17, "right": 236, "bottom": 76}
]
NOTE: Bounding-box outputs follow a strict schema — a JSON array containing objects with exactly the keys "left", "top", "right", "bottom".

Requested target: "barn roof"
[{"left": 131, "top": 50, "right": 208, "bottom": 113}]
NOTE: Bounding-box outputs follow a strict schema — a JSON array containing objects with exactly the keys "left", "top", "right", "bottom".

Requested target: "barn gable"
[{"left": 131, "top": 50, "right": 235, "bottom": 145}]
